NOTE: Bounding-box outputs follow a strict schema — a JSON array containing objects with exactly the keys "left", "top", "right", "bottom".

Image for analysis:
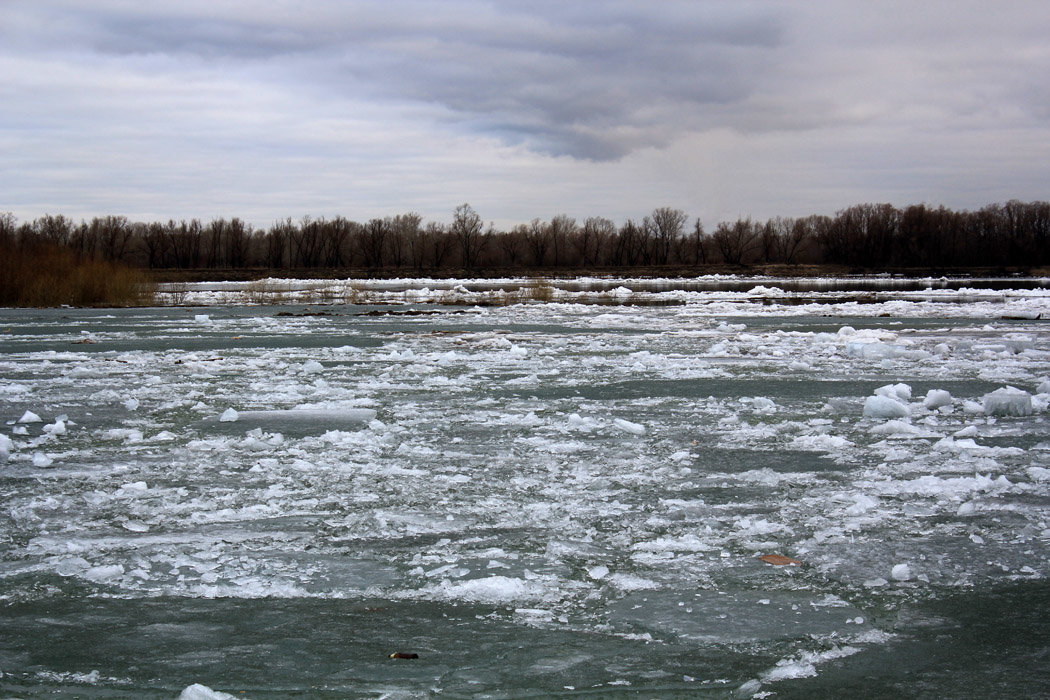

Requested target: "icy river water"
[{"left": 2, "top": 278, "right": 1050, "bottom": 699}]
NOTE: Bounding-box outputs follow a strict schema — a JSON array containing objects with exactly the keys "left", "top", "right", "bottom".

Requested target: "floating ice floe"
[
  {"left": 422, "top": 575, "right": 552, "bottom": 604},
  {"left": 847, "top": 341, "right": 909, "bottom": 360},
  {"left": 613, "top": 418, "right": 646, "bottom": 435},
  {"left": 0, "top": 433, "right": 12, "bottom": 458},
  {"left": 869, "top": 420, "right": 925, "bottom": 437},
  {"left": 875, "top": 383, "right": 912, "bottom": 402},
  {"left": 789, "top": 433, "right": 853, "bottom": 452},
  {"left": 863, "top": 395, "right": 910, "bottom": 419},
  {"left": 933, "top": 436, "right": 987, "bottom": 453},
  {"left": 214, "top": 408, "right": 378, "bottom": 429},
  {"left": 587, "top": 565, "right": 610, "bottom": 580},
  {"left": 923, "top": 389, "right": 953, "bottom": 410},
  {"left": 18, "top": 410, "right": 42, "bottom": 423},
  {"left": 982, "top": 387, "right": 1033, "bottom": 416},
  {"left": 178, "top": 684, "right": 241, "bottom": 700}
]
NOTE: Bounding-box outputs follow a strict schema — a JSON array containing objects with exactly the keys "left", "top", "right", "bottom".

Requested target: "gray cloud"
[
  {"left": 3, "top": 1, "right": 1050, "bottom": 227},
  {"left": 15, "top": 1, "right": 787, "bottom": 160}
]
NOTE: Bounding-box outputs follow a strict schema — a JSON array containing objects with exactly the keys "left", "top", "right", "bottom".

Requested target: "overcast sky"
[{"left": 3, "top": 1, "right": 1049, "bottom": 229}]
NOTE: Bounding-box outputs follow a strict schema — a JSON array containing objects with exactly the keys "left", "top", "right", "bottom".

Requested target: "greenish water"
[{"left": 1, "top": 300, "right": 1048, "bottom": 698}]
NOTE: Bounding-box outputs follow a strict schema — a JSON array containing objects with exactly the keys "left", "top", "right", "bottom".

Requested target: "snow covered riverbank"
[{"left": 155, "top": 274, "right": 1050, "bottom": 319}]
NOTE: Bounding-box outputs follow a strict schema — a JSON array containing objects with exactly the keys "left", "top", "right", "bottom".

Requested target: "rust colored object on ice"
[
  {"left": 757, "top": 554, "right": 802, "bottom": 566},
  {"left": 389, "top": 652, "right": 419, "bottom": 659}
]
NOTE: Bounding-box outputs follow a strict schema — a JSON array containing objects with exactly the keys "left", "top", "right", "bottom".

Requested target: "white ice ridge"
[{"left": 212, "top": 408, "right": 377, "bottom": 425}]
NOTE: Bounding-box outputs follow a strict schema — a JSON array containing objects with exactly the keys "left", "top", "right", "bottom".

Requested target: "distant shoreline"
[{"left": 149, "top": 263, "right": 1050, "bottom": 284}]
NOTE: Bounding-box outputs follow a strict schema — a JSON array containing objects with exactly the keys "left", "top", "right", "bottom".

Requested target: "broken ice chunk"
[
  {"left": 18, "top": 410, "right": 42, "bottom": 423},
  {"left": 923, "top": 389, "right": 953, "bottom": 410},
  {"left": 981, "top": 387, "right": 1033, "bottom": 416},
  {"left": 613, "top": 418, "right": 646, "bottom": 435},
  {"left": 863, "top": 395, "right": 910, "bottom": 419}
]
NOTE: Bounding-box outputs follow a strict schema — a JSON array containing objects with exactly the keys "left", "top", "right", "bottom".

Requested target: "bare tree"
[
  {"left": 34, "top": 214, "right": 74, "bottom": 248},
  {"left": 425, "top": 221, "right": 455, "bottom": 271},
  {"left": 388, "top": 213, "right": 421, "bottom": 270},
  {"left": 578, "top": 216, "right": 615, "bottom": 267},
  {"left": 498, "top": 225, "right": 525, "bottom": 267},
  {"left": 141, "top": 222, "right": 170, "bottom": 268},
  {"left": 647, "top": 207, "right": 687, "bottom": 265},
  {"left": 611, "top": 219, "right": 643, "bottom": 267},
  {"left": 224, "top": 218, "right": 249, "bottom": 268},
  {"left": 167, "top": 219, "right": 202, "bottom": 268},
  {"left": 549, "top": 215, "right": 576, "bottom": 267},
  {"left": 687, "top": 218, "right": 708, "bottom": 265},
  {"left": 266, "top": 218, "right": 295, "bottom": 269},
  {"left": 760, "top": 216, "right": 809, "bottom": 264},
  {"left": 713, "top": 218, "right": 761, "bottom": 265},
  {"left": 0, "top": 212, "right": 16, "bottom": 251},
  {"left": 524, "top": 218, "right": 551, "bottom": 267},
  {"left": 451, "top": 204, "right": 484, "bottom": 270},
  {"left": 290, "top": 217, "right": 324, "bottom": 268}
]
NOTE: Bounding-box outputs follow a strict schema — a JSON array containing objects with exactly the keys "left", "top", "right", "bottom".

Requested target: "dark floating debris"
[
  {"left": 757, "top": 554, "right": 802, "bottom": 566},
  {"left": 389, "top": 652, "right": 419, "bottom": 660},
  {"left": 358, "top": 308, "right": 467, "bottom": 317}
]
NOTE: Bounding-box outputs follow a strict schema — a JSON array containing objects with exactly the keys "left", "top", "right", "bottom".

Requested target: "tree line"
[{"left": 2, "top": 200, "right": 1048, "bottom": 275}]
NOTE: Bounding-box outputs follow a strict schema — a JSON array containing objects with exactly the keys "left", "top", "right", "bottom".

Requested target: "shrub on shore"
[{"left": 0, "top": 244, "right": 155, "bottom": 307}]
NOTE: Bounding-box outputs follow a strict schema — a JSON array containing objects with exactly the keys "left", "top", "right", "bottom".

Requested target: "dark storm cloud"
[
  {"left": 349, "top": 6, "right": 782, "bottom": 159},
  {"left": 20, "top": 1, "right": 786, "bottom": 160}
]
